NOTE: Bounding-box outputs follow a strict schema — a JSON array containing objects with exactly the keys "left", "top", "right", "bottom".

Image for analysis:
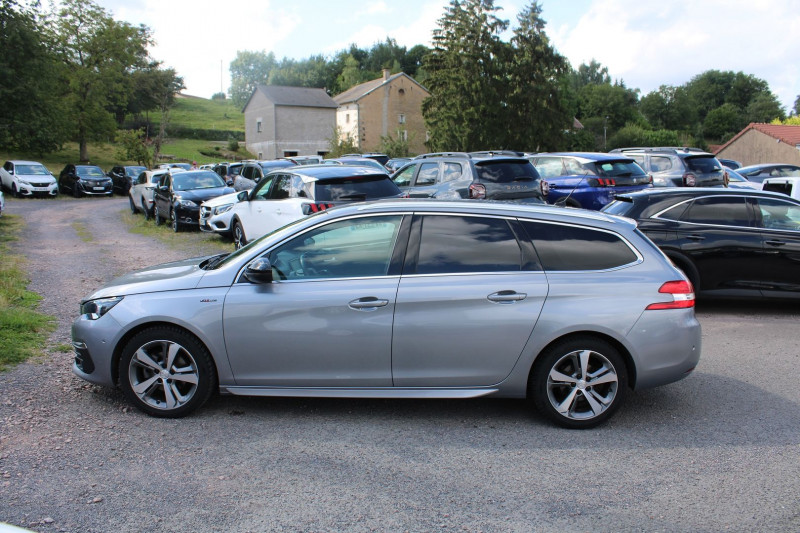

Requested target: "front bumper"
[
  {"left": 79, "top": 181, "right": 113, "bottom": 195},
  {"left": 71, "top": 312, "right": 125, "bottom": 387},
  {"left": 17, "top": 181, "right": 58, "bottom": 197}
]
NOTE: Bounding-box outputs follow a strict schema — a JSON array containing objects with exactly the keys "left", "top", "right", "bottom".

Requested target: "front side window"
[
  {"left": 414, "top": 215, "right": 522, "bottom": 275},
  {"left": 415, "top": 163, "right": 439, "bottom": 186},
  {"left": 682, "top": 196, "right": 751, "bottom": 227},
  {"left": 755, "top": 198, "right": 800, "bottom": 231},
  {"left": 252, "top": 175, "right": 276, "bottom": 200},
  {"left": 522, "top": 221, "right": 638, "bottom": 271},
  {"left": 392, "top": 164, "right": 417, "bottom": 187},
  {"left": 267, "top": 215, "right": 404, "bottom": 280}
]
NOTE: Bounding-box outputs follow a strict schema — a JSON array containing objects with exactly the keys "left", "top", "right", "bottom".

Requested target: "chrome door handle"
[
  {"left": 686, "top": 234, "right": 705, "bottom": 241},
  {"left": 349, "top": 297, "right": 389, "bottom": 310},
  {"left": 765, "top": 240, "right": 786, "bottom": 246},
  {"left": 487, "top": 291, "right": 527, "bottom": 303}
]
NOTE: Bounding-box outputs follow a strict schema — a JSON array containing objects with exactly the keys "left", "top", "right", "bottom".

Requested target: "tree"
[
  {"left": 115, "top": 128, "right": 151, "bottom": 167},
  {"left": 640, "top": 85, "right": 696, "bottom": 132},
  {"left": 0, "top": 0, "right": 68, "bottom": 153},
  {"left": 422, "top": 0, "right": 510, "bottom": 151},
  {"left": 150, "top": 68, "right": 185, "bottom": 164},
  {"left": 745, "top": 93, "right": 784, "bottom": 124},
  {"left": 229, "top": 50, "right": 277, "bottom": 108},
  {"left": 327, "top": 126, "right": 358, "bottom": 157},
  {"left": 794, "top": 94, "right": 800, "bottom": 116},
  {"left": 570, "top": 59, "right": 610, "bottom": 90},
  {"left": 47, "top": 0, "right": 152, "bottom": 162},
  {"left": 507, "top": 2, "right": 572, "bottom": 151},
  {"left": 703, "top": 103, "right": 743, "bottom": 141}
]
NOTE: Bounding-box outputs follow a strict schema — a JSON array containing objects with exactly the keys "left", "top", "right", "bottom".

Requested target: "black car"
[
  {"left": 391, "top": 152, "right": 548, "bottom": 203},
  {"left": 609, "top": 147, "right": 727, "bottom": 188},
  {"left": 602, "top": 188, "right": 800, "bottom": 299},
  {"left": 58, "top": 164, "right": 113, "bottom": 198},
  {"left": 108, "top": 165, "right": 147, "bottom": 195},
  {"left": 152, "top": 170, "right": 235, "bottom": 232},
  {"left": 736, "top": 164, "right": 800, "bottom": 184}
]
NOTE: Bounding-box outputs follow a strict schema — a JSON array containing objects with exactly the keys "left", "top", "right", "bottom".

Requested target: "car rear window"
[
  {"left": 762, "top": 182, "right": 793, "bottom": 195},
  {"left": 314, "top": 175, "right": 400, "bottom": 201},
  {"left": 521, "top": 221, "right": 639, "bottom": 271},
  {"left": 475, "top": 161, "right": 540, "bottom": 183},
  {"left": 595, "top": 160, "right": 647, "bottom": 178},
  {"left": 685, "top": 156, "right": 722, "bottom": 174}
]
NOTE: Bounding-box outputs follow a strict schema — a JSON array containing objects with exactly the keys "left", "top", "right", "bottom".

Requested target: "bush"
[
  {"left": 211, "top": 92, "right": 226, "bottom": 101},
  {"left": 227, "top": 138, "right": 240, "bottom": 152}
]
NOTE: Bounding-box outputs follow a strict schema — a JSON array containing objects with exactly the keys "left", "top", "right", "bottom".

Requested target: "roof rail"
[
  {"left": 609, "top": 146, "right": 708, "bottom": 154},
  {"left": 468, "top": 150, "right": 526, "bottom": 158},
  {"left": 413, "top": 152, "right": 471, "bottom": 160}
]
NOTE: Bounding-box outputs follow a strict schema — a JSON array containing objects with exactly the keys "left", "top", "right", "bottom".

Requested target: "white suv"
[
  {"left": 762, "top": 177, "right": 800, "bottom": 200},
  {"left": 229, "top": 165, "right": 404, "bottom": 249},
  {"left": 0, "top": 160, "right": 59, "bottom": 198},
  {"left": 199, "top": 191, "right": 241, "bottom": 237}
]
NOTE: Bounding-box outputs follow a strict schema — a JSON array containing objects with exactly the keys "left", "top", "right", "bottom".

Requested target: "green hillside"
[{"left": 150, "top": 95, "right": 244, "bottom": 133}]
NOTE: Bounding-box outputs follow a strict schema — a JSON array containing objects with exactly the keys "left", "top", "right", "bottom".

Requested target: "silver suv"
[
  {"left": 609, "top": 147, "right": 727, "bottom": 187},
  {"left": 72, "top": 200, "right": 701, "bottom": 428}
]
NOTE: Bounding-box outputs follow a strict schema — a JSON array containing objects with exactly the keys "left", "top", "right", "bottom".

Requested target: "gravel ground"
[{"left": 1, "top": 195, "right": 800, "bottom": 532}]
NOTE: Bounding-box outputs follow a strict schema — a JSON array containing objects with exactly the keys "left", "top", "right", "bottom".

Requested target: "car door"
[
  {"left": 392, "top": 214, "right": 548, "bottom": 387},
  {"left": 223, "top": 214, "right": 408, "bottom": 386},
  {"left": 407, "top": 162, "right": 441, "bottom": 198},
  {"left": 750, "top": 196, "right": 800, "bottom": 294},
  {"left": 673, "top": 195, "right": 764, "bottom": 292},
  {"left": 153, "top": 174, "right": 171, "bottom": 214}
]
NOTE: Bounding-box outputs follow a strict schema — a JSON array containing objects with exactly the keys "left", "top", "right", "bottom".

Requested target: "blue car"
[{"left": 528, "top": 152, "right": 652, "bottom": 210}]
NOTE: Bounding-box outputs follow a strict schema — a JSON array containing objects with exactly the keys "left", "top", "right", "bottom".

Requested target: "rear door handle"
[
  {"left": 765, "top": 240, "right": 786, "bottom": 247},
  {"left": 348, "top": 297, "right": 389, "bottom": 310},
  {"left": 686, "top": 234, "right": 705, "bottom": 241},
  {"left": 487, "top": 291, "right": 527, "bottom": 303}
]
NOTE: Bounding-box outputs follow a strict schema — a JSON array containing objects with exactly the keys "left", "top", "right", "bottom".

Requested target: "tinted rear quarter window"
[
  {"left": 682, "top": 196, "right": 750, "bottom": 226},
  {"left": 476, "top": 161, "right": 539, "bottom": 183},
  {"left": 521, "top": 221, "right": 638, "bottom": 271},
  {"left": 314, "top": 175, "right": 399, "bottom": 201},
  {"left": 415, "top": 215, "right": 522, "bottom": 274}
]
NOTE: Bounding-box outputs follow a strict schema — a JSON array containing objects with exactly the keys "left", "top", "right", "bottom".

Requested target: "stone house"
[
  {"left": 242, "top": 85, "right": 338, "bottom": 159},
  {"left": 333, "top": 70, "right": 429, "bottom": 155},
  {"left": 714, "top": 123, "right": 800, "bottom": 166}
]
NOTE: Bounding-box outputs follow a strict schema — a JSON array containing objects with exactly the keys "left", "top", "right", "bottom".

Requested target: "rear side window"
[
  {"left": 475, "top": 161, "right": 539, "bottom": 183},
  {"left": 521, "top": 221, "right": 638, "bottom": 271},
  {"left": 314, "top": 175, "right": 400, "bottom": 201},
  {"left": 649, "top": 156, "right": 673, "bottom": 172},
  {"left": 602, "top": 199, "right": 635, "bottom": 216},
  {"left": 414, "top": 215, "right": 522, "bottom": 274},
  {"left": 682, "top": 196, "right": 750, "bottom": 226}
]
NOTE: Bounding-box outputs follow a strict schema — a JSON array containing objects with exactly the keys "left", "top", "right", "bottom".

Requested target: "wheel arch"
[
  {"left": 110, "top": 320, "right": 220, "bottom": 388},
  {"left": 662, "top": 250, "right": 700, "bottom": 290},
  {"left": 527, "top": 330, "right": 638, "bottom": 393}
]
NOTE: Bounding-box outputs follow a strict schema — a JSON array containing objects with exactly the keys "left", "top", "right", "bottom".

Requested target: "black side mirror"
[
  {"left": 227, "top": 179, "right": 234, "bottom": 187},
  {"left": 243, "top": 258, "right": 273, "bottom": 284}
]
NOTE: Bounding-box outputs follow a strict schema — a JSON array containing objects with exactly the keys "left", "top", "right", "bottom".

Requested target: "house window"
[
  {"left": 398, "top": 114, "right": 406, "bottom": 124},
  {"left": 256, "top": 120, "right": 262, "bottom": 133},
  {"left": 258, "top": 152, "right": 263, "bottom": 159},
  {"left": 398, "top": 88, "right": 405, "bottom": 96},
  {"left": 399, "top": 130, "right": 408, "bottom": 142},
  {"left": 284, "top": 151, "right": 298, "bottom": 157}
]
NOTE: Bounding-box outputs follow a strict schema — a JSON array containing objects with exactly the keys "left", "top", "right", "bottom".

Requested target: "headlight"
[
  {"left": 214, "top": 203, "right": 234, "bottom": 215},
  {"left": 175, "top": 197, "right": 197, "bottom": 207},
  {"left": 81, "top": 296, "right": 123, "bottom": 320},
  {"left": 18, "top": 179, "right": 31, "bottom": 186}
]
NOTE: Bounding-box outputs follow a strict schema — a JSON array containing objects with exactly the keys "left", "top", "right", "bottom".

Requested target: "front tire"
[
  {"left": 12, "top": 184, "right": 21, "bottom": 198},
  {"left": 73, "top": 184, "right": 82, "bottom": 199},
  {"left": 170, "top": 209, "right": 180, "bottom": 232},
  {"left": 143, "top": 198, "right": 153, "bottom": 221},
  {"left": 529, "top": 336, "right": 628, "bottom": 429},
  {"left": 119, "top": 326, "right": 216, "bottom": 418},
  {"left": 232, "top": 220, "right": 246, "bottom": 249}
]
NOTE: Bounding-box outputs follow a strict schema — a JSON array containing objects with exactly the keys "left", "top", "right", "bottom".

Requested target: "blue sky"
[{"left": 96, "top": 0, "right": 799, "bottom": 113}]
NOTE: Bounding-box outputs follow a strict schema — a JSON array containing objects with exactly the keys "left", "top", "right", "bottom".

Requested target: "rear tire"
[
  {"left": 129, "top": 196, "right": 138, "bottom": 214},
  {"left": 529, "top": 336, "right": 628, "bottom": 429}
]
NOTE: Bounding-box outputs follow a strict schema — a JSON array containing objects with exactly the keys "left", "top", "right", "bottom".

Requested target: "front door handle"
[
  {"left": 765, "top": 240, "right": 786, "bottom": 247},
  {"left": 686, "top": 234, "right": 705, "bottom": 241},
  {"left": 487, "top": 290, "right": 527, "bottom": 303},
  {"left": 348, "top": 297, "right": 389, "bottom": 311}
]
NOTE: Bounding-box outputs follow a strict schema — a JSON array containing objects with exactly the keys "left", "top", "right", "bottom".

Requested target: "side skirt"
[{"left": 220, "top": 386, "right": 499, "bottom": 399}]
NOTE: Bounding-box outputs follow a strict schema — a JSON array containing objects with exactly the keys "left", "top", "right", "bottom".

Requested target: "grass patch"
[
  {"left": 122, "top": 211, "right": 233, "bottom": 256},
  {"left": 154, "top": 97, "right": 244, "bottom": 132},
  {"left": 0, "top": 215, "right": 56, "bottom": 371},
  {"left": 71, "top": 221, "right": 93, "bottom": 242}
]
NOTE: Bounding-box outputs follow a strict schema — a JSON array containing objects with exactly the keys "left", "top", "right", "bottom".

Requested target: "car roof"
[
  {"left": 270, "top": 165, "right": 392, "bottom": 181},
  {"left": 534, "top": 152, "right": 635, "bottom": 163},
  {"left": 7, "top": 160, "right": 45, "bottom": 165},
  {"left": 613, "top": 186, "right": 800, "bottom": 203}
]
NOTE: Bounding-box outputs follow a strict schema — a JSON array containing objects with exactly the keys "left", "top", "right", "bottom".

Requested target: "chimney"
[{"left": 383, "top": 68, "right": 391, "bottom": 81}]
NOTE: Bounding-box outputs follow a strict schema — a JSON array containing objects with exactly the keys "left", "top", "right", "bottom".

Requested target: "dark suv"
[
  {"left": 390, "top": 151, "right": 547, "bottom": 203},
  {"left": 609, "top": 147, "right": 727, "bottom": 188},
  {"left": 234, "top": 160, "right": 297, "bottom": 192}
]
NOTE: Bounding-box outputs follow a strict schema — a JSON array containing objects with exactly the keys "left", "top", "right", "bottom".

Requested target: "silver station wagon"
[{"left": 72, "top": 200, "right": 701, "bottom": 428}]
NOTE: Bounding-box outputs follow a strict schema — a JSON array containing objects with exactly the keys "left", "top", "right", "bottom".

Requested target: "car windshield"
[
  {"left": 126, "top": 166, "right": 146, "bottom": 177},
  {"left": 314, "top": 175, "right": 401, "bottom": 201},
  {"left": 16, "top": 164, "right": 49, "bottom": 175},
  {"left": 77, "top": 166, "right": 106, "bottom": 177},
  {"left": 173, "top": 171, "right": 225, "bottom": 191},
  {"left": 476, "top": 161, "right": 540, "bottom": 183}
]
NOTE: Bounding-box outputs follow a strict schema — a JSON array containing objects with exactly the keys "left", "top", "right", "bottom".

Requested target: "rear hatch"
[
  {"left": 306, "top": 174, "right": 403, "bottom": 214},
  {"left": 684, "top": 155, "right": 726, "bottom": 187},
  {"left": 592, "top": 159, "right": 652, "bottom": 188},
  {"left": 475, "top": 159, "right": 544, "bottom": 200}
]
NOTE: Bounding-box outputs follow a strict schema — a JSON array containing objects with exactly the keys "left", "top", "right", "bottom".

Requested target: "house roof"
[
  {"left": 715, "top": 123, "right": 800, "bottom": 154},
  {"left": 243, "top": 85, "right": 338, "bottom": 112},
  {"left": 333, "top": 72, "right": 428, "bottom": 105}
]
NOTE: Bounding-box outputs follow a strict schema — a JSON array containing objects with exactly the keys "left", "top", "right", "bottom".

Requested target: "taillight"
[
  {"left": 540, "top": 180, "right": 550, "bottom": 196},
  {"left": 646, "top": 280, "right": 695, "bottom": 310},
  {"left": 587, "top": 178, "right": 616, "bottom": 187},
  {"left": 301, "top": 203, "right": 334, "bottom": 215},
  {"left": 683, "top": 173, "right": 697, "bottom": 186},
  {"left": 469, "top": 183, "right": 486, "bottom": 199}
]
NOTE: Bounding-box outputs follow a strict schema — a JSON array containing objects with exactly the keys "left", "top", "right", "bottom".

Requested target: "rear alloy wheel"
[
  {"left": 154, "top": 205, "right": 163, "bottom": 225},
  {"left": 119, "top": 326, "right": 215, "bottom": 417},
  {"left": 171, "top": 209, "right": 180, "bottom": 232},
  {"left": 129, "top": 195, "right": 138, "bottom": 214},
  {"left": 530, "top": 336, "right": 627, "bottom": 429},
  {"left": 232, "top": 220, "right": 246, "bottom": 249}
]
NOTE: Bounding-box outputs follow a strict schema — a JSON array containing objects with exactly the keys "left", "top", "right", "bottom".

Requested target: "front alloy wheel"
[
  {"left": 530, "top": 336, "right": 627, "bottom": 429},
  {"left": 119, "top": 327, "right": 215, "bottom": 417},
  {"left": 171, "top": 209, "right": 180, "bottom": 232},
  {"left": 233, "top": 220, "right": 246, "bottom": 249}
]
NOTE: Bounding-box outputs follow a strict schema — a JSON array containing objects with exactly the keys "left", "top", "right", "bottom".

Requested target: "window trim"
[{"left": 652, "top": 194, "right": 758, "bottom": 230}]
